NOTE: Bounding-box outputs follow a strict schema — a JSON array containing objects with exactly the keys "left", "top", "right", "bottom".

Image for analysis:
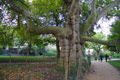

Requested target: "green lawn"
[
  {"left": 0, "top": 56, "right": 56, "bottom": 63},
  {"left": 112, "top": 58, "right": 120, "bottom": 59},
  {"left": 109, "top": 60, "right": 120, "bottom": 71}
]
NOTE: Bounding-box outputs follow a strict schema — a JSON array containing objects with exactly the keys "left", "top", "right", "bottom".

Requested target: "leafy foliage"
[
  {"left": 0, "top": 0, "right": 57, "bottom": 51},
  {"left": 0, "top": 25, "right": 14, "bottom": 48},
  {"left": 108, "top": 20, "right": 120, "bottom": 52},
  {"left": 86, "top": 33, "right": 106, "bottom": 55}
]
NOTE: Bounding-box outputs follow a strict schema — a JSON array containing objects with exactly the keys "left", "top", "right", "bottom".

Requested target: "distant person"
[
  {"left": 94, "top": 55, "right": 97, "bottom": 61},
  {"left": 87, "top": 54, "right": 91, "bottom": 66},
  {"left": 105, "top": 54, "right": 109, "bottom": 62},
  {"left": 100, "top": 54, "right": 103, "bottom": 62},
  {"left": 109, "top": 56, "right": 112, "bottom": 60}
]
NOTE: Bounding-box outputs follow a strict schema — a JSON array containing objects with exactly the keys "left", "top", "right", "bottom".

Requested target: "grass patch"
[
  {"left": 109, "top": 60, "right": 120, "bottom": 71},
  {"left": 0, "top": 56, "right": 56, "bottom": 63},
  {"left": 112, "top": 58, "right": 120, "bottom": 59}
]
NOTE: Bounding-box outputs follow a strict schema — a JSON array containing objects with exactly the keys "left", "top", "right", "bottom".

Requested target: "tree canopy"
[
  {"left": 108, "top": 20, "right": 120, "bottom": 52},
  {"left": 0, "top": 0, "right": 120, "bottom": 80}
]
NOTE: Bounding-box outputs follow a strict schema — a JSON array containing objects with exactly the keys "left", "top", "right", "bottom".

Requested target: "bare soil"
[{"left": 83, "top": 61, "right": 120, "bottom": 80}]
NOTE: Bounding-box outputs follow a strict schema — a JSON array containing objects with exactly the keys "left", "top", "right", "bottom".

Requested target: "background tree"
[
  {"left": 0, "top": 1, "right": 56, "bottom": 56},
  {"left": 107, "top": 6, "right": 120, "bottom": 53},
  {"left": 107, "top": 20, "right": 120, "bottom": 53},
  {"left": 86, "top": 33, "right": 106, "bottom": 56},
  {"left": 0, "top": 25, "right": 14, "bottom": 49}
]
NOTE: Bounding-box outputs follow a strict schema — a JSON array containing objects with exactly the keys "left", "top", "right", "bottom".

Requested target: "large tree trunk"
[
  {"left": 58, "top": 36, "right": 85, "bottom": 79},
  {"left": 57, "top": 2, "right": 86, "bottom": 80}
]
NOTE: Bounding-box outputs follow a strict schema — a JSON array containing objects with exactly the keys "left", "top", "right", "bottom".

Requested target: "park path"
[{"left": 83, "top": 61, "right": 120, "bottom": 80}]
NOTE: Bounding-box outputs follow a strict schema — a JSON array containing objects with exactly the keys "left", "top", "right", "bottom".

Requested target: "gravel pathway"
[{"left": 83, "top": 61, "right": 120, "bottom": 80}]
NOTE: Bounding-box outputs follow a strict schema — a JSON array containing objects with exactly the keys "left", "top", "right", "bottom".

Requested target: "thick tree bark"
[{"left": 57, "top": 1, "right": 85, "bottom": 80}]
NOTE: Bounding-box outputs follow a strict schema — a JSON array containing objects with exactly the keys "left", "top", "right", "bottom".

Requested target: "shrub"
[
  {"left": 46, "top": 51, "right": 57, "bottom": 57},
  {"left": 112, "top": 53, "right": 120, "bottom": 58}
]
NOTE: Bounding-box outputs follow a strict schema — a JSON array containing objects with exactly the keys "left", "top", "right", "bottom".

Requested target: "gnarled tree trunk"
[{"left": 57, "top": 2, "right": 85, "bottom": 80}]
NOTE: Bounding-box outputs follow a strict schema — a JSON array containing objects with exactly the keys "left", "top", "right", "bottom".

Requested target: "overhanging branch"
[
  {"left": 81, "top": 36, "right": 120, "bottom": 46},
  {"left": 6, "top": 0, "right": 72, "bottom": 37},
  {"left": 7, "top": 0, "right": 34, "bottom": 20},
  {"left": 26, "top": 20, "right": 72, "bottom": 37}
]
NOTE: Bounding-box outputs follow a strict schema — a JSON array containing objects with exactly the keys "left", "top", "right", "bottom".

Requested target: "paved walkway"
[{"left": 83, "top": 61, "right": 120, "bottom": 80}]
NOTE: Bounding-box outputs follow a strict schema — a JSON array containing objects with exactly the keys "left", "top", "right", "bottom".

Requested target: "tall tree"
[
  {"left": 0, "top": 25, "right": 14, "bottom": 48},
  {"left": 108, "top": 20, "right": 120, "bottom": 52},
  {"left": 2, "top": 0, "right": 120, "bottom": 80}
]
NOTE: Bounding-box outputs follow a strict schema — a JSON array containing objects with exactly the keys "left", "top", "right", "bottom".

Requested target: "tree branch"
[
  {"left": 81, "top": 36, "right": 120, "bottom": 46},
  {"left": 81, "top": 0, "right": 120, "bottom": 36},
  {"left": 69, "top": 0, "right": 80, "bottom": 13},
  {"left": 7, "top": 0, "right": 33, "bottom": 19},
  {"left": 80, "top": 0, "right": 97, "bottom": 36},
  {"left": 26, "top": 20, "right": 72, "bottom": 38},
  {"left": 91, "top": 0, "right": 97, "bottom": 15},
  {"left": 96, "top": 0, "right": 120, "bottom": 21}
]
